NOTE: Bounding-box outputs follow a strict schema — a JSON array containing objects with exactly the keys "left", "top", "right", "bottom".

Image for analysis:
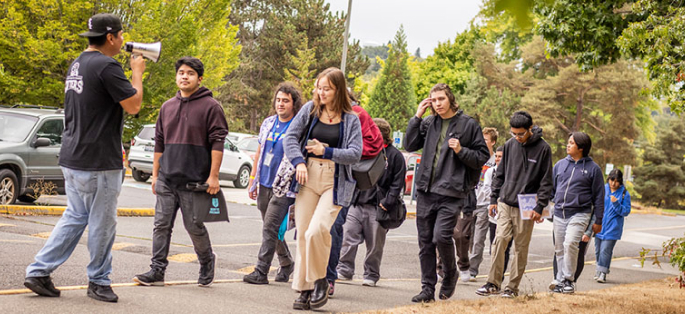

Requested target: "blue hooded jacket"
[
  {"left": 552, "top": 155, "right": 605, "bottom": 224},
  {"left": 596, "top": 184, "right": 631, "bottom": 240}
]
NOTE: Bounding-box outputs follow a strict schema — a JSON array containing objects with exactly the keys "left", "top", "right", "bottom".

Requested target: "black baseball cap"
[{"left": 79, "top": 13, "right": 123, "bottom": 37}]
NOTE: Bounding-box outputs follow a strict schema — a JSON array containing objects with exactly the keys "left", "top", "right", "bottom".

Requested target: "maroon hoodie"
[{"left": 155, "top": 86, "right": 228, "bottom": 189}]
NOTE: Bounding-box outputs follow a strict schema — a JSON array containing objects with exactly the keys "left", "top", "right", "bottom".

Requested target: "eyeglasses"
[{"left": 510, "top": 130, "right": 528, "bottom": 139}]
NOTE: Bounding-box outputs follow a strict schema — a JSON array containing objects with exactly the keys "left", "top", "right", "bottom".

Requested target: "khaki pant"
[
  {"left": 487, "top": 202, "right": 534, "bottom": 293},
  {"left": 292, "top": 158, "right": 342, "bottom": 291}
]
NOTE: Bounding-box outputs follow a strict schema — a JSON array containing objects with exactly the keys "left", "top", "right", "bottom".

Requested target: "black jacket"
[
  {"left": 357, "top": 145, "right": 407, "bottom": 210},
  {"left": 404, "top": 110, "right": 489, "bottom": 199},
  {"left": 490, "top": 126, "right": 553, "bottom": 214}
]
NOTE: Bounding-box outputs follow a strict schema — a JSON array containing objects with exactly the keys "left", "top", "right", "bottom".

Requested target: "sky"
[{"left": 325, "top": 0, "right": 484, "bottom": 57}]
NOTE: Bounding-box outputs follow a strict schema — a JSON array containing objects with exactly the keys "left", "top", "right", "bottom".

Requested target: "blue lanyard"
[{"left": 269, "top": 118, "right": 292, "bottom": 152}]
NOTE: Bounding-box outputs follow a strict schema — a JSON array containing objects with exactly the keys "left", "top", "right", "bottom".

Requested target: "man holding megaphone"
[{"left": 24, "top": 13, "right": 146, "bottom": 303}]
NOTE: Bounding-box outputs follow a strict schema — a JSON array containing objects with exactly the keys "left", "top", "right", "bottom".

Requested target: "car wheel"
[
  {"left": 132, "top": 170, "right": 150, "bottom": 182},
  {"left": 0, "top": 169, "right": 19, "bottom": 205},
  {"left": 233, "top": 165, "right": 251, "bottom": 189}
]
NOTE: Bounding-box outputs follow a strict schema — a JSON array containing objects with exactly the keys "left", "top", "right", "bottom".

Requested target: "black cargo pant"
[
  {"left": 151, "top": 180, "right": 213, "bottom": 271},
  {"left": 416, "top": 190, "right": 465, "bottom": 294}
]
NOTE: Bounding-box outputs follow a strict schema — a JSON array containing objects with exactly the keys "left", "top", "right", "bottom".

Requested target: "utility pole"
[{"left": 340, "top": 0, "right": 353, "bottom": 73}]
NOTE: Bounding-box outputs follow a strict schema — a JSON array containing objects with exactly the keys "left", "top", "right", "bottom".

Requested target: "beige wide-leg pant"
[{"left": 292, "top": 158, "right": 342, "bottom": 291}]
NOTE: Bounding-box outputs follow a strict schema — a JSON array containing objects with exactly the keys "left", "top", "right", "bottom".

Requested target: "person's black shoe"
[
  {"left": 243, "top": 269, "right": 268, "bottom": 285},
  {"left": 439, "top": 270, "right": 457, "bottom": 300},
  {"left": 411, "top": 290, "right": 435, "bottom": 303},
  {"left": 24, "top": 276, "right": 60, "bottom": 297},
  {"left": 87, "top": 282, "right": 118, "bottom": 303},
  {"left": 133, "top": 268, "right": 165, "bottom": 286},
  {"left": 310, "top": 278, "right": 329, "bottom": 309},
  {"left": 293, "top": 290, "right": 312, "bottom": 310},
  {"left": 198, "top": 252, "right": 216, "bottom": 287},
  {"left": 274, "top": 263, "right": 294, "bottom": 283}
]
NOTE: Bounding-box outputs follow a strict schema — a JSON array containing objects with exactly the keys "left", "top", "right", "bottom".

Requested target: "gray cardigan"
[{"left": 283, "top": 101, "right": 363, "bottom": 207}]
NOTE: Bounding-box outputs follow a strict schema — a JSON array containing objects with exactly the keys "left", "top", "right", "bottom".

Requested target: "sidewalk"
[{"left": 0, "top": 257, "right": 678, "bottom": 313}]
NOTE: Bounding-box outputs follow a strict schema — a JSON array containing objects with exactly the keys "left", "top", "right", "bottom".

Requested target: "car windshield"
[
  {"left": 0, "top": 113, "right": 39, "bottom": 142},
  {"left": 237, "top": 138, "right": 259, "bottom": 152}
]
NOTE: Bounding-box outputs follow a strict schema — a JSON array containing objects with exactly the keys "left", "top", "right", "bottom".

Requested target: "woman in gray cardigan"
[{"left": 283, "top": 67, "right": 362, "bottom": 310}]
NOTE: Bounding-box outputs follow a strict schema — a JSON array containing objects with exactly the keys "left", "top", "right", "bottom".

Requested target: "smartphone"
[{"left": 307, "top": 139, "right": 316, "bottom": 146}]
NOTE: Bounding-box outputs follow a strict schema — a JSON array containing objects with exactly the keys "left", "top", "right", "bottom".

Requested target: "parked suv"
[
  {"left": 128, "top": 125, "right": 253, "bottom": 188},
  {"left": 0, "top": 106, "right": 66, "bottom": 204}
]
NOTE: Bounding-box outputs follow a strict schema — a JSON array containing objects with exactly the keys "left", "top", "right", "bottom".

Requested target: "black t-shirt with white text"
[{"left": 59, "top": 51, "right": 137, "bottom": 171}]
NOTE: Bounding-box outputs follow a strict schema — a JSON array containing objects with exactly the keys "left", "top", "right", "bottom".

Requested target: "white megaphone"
[{"left": 124, "top": 42, "right": 161, "bottom": 62}]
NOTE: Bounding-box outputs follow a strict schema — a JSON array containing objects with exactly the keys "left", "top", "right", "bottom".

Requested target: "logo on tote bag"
[{"left": 210, "top": 197, "right": 220, "bottom": 215}]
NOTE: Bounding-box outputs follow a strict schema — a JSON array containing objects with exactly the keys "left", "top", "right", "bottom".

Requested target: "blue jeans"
[
  {"left": 326, "top": 206, "right": 349, "bottom": 282},
  {"left": 594, "top": 238, "right": 617, "bottom": 274},
  {"left": 26, "top": 167, "right": 122, "bottom": 285}
]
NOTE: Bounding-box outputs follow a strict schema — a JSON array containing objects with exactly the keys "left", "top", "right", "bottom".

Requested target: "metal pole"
[{"left": 340, "top": 0, "right": 353, "bottom": 73}]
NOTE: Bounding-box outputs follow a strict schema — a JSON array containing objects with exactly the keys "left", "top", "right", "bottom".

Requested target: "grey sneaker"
[
  {"left": 133, "top": 268, "right": 165, "bottom": 286},
  {"left": 562, "top": 279, "right": 575, "bottom": 294},
  {"left": 338, "top": 273, "right": 353, "bottom": 281},
  {"left": 597, "top": 272, "right": 606, "bottom": 283},
  {"left": 592, "top": 271, "right": 600, "bottom": 280}
]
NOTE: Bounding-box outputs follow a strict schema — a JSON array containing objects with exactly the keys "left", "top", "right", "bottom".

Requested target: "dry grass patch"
[{"left": 359, "top": 277, "right": 684, "bottom": 314}]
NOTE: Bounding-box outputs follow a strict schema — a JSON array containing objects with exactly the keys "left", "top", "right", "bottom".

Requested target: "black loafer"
[
  {"left": 293, "top": 290, "right": 312, "bottom": 310},
  {"left": 310, "top": 278, "right": 329, "bottom": 309}
]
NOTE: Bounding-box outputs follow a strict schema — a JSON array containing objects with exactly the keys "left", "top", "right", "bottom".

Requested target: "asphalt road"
[{"left": 1, "top": 177, "right": 683, "bottom": 313}]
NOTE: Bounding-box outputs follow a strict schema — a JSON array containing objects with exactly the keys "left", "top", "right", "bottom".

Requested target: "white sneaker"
[
  {"left": 548, "top": 279, "right": 559, "bottom": 291},
  {"left": 459, "top": 271, "right": 471, "bottom": 282},
  {"left": 362, "top": 279, "right": 376, "bottom": 287},
  {"left": 338, "top": 273, "right": 353, "bottom": 281}
]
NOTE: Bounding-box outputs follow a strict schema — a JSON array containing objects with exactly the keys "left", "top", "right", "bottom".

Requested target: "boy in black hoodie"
[
  {"left": 133, "top": 57, "right": 228, "bottom": 288},
  {"left": 405, "top": 84, "right": 489, "bottom": 302},
  {"left": 475, "top": 111, "right": 553, "bottom": 298}
]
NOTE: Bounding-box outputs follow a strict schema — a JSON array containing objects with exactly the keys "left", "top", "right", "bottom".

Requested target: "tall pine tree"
[{"left": 366, "top": 25, "right": 415, "bottom": 132}]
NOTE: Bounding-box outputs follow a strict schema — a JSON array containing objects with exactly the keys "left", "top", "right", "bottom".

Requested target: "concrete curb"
[{"left": 0, "top": 205, "right": 155, "bottom": 217}]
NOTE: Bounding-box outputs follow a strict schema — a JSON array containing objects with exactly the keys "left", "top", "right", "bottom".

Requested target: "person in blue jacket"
[
  {"left": 594, "top": 169, "right": 631, "bottom": 283},
  {"left": 550, "top": 132, "right": 604, "bottom": 294}
]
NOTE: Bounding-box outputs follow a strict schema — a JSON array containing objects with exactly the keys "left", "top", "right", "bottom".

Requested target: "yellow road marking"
[
  {"left": 0, "top": 223, "right": 16, "bottom": 228},
  {"left": 0, "top": 239, "right": 34, "bottom": 243},
  {"left": 111, "top": 242, "right": 135, "bottom": 251},
  {"left": 625, "top": 225, "right": 685, "bottom": 232},
  {"left": 168, "top": 253, "right": 197, "bottom": 263},
  {"left": 31, "top": 232, "right": 51, "bottom": 239},
  {"left": 235, "top": 265, "right": 278, "bottom": 274},
  {"left": 212, "top": 243, "right": 262, "bottom": 248}
]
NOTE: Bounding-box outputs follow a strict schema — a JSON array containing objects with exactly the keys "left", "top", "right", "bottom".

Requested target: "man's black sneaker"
[
  {"left": 243, "top": 269, "right": 268, "bottom": 285},
  {"left": 87, "top": 282, "right": 118, "bottom": 303},
  {"left": 133, "top": 268, "right": 165, "bottom": 286},
  {"left": 24, "top": 276, "right": 60, "bottom": 297},
  {"left": 274, "top": 263, "right": 294, "bottom": 283},
  {"left": 552, "top": 284, "right": 564, "bottom": 293},
  {"left": 439, "top": 270, "right": 457, "bottom": 300},
  {"left": 411, "top": 290, "right": 435, "bottom": 303},
  {"left": 475, "top": 282, "right": 500, "bottom": 296},
  {"left": 198, "top": 252, "right": 216, "bottom": 287}
]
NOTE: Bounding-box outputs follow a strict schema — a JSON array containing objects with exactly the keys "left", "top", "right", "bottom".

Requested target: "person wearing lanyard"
[{"left": 244, "top": 83, "right": 303, "bottom": 285}]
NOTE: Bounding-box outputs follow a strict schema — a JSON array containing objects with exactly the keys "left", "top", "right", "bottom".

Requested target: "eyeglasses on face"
[{"left": 510, "top": 130, "right": 528, "bottom": 138}]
